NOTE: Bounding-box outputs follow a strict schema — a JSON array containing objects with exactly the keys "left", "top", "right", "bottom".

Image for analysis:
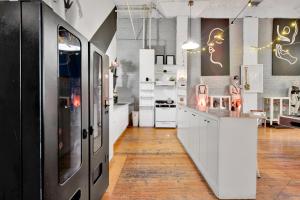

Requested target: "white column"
[
  {"left": 242, "top": 17, "right": 259, "bottom": 113},
  {"left": 176, "top": 16, "right": 188, "bottom": 67},
  {"left": 176, "top": 16, "right": 188, "bottom": 105}
]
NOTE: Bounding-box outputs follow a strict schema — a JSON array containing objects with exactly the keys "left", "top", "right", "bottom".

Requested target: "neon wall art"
[
  {"left": 201, "top": 19, "right": 230, "bottom": 76},
  {"left": 272, "top": 19, "right": 300, "bottom": 75}
]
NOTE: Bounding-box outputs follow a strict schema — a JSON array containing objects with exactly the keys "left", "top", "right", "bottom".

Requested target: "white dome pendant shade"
[
  {"left": 182, "top": 40, "right": 200, "bottom": 50},
  {"left": 182, "top": 0, "right": 200, "bottom": 50}
]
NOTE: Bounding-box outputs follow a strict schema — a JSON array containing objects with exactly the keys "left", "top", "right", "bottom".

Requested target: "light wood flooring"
[{"left": 102, "top": 127, "right": 300, "bottom": 200}]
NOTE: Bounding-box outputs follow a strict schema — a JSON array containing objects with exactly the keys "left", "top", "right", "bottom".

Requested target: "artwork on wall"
[
  {"left": 166, "top": 55, "right": 175, "bottom": 65},
  {"left": 155, "top": 55, "right": 164, "bottom": 65},
  {"left": 201, "top": 18, "right": 230, "bottom": 76},
  {"left": 272, "top": 19, "right": 300, "bottom": 76}
]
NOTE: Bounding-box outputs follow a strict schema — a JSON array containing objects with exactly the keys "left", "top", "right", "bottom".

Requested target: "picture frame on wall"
[
  {"left": 166, "top": 55, "right": 175, "bottom": 65},
  {"left": 155, "top": 55, "right": 164, "bottom": 65}
]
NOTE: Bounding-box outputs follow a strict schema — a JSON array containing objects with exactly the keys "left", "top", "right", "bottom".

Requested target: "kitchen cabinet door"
[{"left": 206, "top": 118, "right": 219, "bottom": 187}]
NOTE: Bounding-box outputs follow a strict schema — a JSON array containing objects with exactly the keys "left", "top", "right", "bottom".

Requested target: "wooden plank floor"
[{"left": 102, "top": 127, "right": 300, "bottom": 200}]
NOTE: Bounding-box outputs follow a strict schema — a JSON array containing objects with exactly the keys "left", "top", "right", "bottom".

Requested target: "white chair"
[{"left": 250, "top": 110, "right": 267, "bottom": 128}]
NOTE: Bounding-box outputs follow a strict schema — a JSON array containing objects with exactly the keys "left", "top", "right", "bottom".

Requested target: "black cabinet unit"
[{"left": 0, "top": 2, "right": 109, "bottom": 200}]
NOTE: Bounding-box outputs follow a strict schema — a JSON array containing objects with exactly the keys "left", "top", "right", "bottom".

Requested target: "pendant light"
[{"left": 182, "top": 0, "right": 200, "bottom": 50}]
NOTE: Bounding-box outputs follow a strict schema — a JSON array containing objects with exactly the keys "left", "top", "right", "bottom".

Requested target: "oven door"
[
  {"left": 156, "top": 107, "right": 177, "bottom": 122},
  {"left": 43, "top": 4, "right": 89, "bottom": 200},
  {"left": 89, "top": 44, "right": 109, "bottom": 200}
]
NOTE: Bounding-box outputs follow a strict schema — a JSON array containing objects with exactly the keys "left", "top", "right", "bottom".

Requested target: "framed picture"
[
  {"left": 201, "top": 18, "right": 230, "bottom": 76},
  {"left": 155, "top": 55, "right": 164, "bottom": 65},
  {"left": 166, "top": 55, "right": 175, "bottom": 65},
  {"left": 272, "top": 19, "right": 300, "bottom": 75}
]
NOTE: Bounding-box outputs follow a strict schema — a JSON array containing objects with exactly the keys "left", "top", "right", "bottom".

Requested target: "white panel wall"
[
  {"left": 176, "top": 16, "right": 188, "bottom": 67},
  {"left": 243, "top": 17, "right": 259, "bottom": 65},
  {"left": 106, "top": 33, "right": 117, "bottom": 161},
  {"left": 243, "top": 17, "right": 259, "bottom": 112}
]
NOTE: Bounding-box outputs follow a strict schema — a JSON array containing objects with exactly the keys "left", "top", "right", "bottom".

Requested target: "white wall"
[
  {"left": 43, "top": 0, "right": 115, "bottom": 40},
  {"left": 116, "top": 18, "right": 177, "bottom": 109},
  {"left": 258, "top": 18, "right": 300, "bottom": 108}
]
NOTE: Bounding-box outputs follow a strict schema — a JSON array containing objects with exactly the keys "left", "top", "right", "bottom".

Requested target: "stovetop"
[{"left": 155, "top": 100, "right": 176, "bottom": 108}]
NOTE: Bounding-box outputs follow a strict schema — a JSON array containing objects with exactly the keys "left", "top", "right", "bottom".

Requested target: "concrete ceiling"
[{"left": 114, "top": 0, "right": 300, "bottom": 18}]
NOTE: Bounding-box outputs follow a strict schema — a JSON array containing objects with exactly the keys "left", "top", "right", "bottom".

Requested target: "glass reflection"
[
  {"left": 58, "top": 27, "right": 82, "bottom": 184},
  {"left": 93, "top": 52, "right": 103, "bottom": 153}
]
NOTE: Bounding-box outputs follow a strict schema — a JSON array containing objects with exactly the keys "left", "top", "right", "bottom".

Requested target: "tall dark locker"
[{"left": 0, "top": 1, "right": 109, "bottom": 200}]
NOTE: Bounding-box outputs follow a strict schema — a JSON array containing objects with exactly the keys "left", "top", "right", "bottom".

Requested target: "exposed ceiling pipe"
[
  {"left": 148, "top": 7, "right": 152, "bottom": 49},
  {"left": 142, "top": 14, "right": 146, "bottom": 48},
  {"left": 115, "top": 3, "right": 166, "bottom": 18},
  {"left": 126, "top": 0, "right": 137, "bottom": 39}
]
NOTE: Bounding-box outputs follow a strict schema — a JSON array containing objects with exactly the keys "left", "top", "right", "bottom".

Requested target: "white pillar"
[
  {"left": 176, "top": 16, "right": 188, "bottom": 67},
  {"left": 176, "top": 16, "right": 188, "bottom": 105},
  {"left": 242, "top": 17, "right": 259, "bottom": 113}
]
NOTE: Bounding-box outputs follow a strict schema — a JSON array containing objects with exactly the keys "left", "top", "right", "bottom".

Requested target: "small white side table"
[{"left": 263, "top": 97, "right": 290, "bottom": 125}]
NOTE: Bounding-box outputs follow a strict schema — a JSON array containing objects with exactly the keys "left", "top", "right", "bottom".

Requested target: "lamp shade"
[{"left": 182, "top": 40, "right": 200, "bottom": 50}]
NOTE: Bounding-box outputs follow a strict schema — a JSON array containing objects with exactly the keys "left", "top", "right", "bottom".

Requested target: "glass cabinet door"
[
  {"left": 282, "top": 99, "right": 290, "bottom": 116},
  {"left": 264, "top": 98, "right": 271, "bottom": 118},
  {"left": 92, "top": 52, "right": 103, "bottom": 153},
  {"left": 273, "top": 99, "right": 280, "bottom": 119},
  {"left": 58, "top": 27, "right": 82, "bottom": 184}
]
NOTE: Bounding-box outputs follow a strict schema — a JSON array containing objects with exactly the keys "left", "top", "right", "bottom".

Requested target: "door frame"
[
  {"left": 88, "top": 43, "right": 110, "bottom": 200},
  {"left": 42, "top": 4, "right": 89, "bottom": 200}
]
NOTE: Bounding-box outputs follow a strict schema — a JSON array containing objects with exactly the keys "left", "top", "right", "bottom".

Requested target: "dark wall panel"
[
  {"left": 90, "top": 7, "right": 117, "bottom": 52},
  {"left": 21, "top": 2, "right": 42, "bottom": 200},
  {"left": 0, "top": 2, "right": 21, "bottom": 200}
]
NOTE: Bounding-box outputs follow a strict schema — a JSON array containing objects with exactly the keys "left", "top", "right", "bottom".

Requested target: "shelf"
[
  {"left": 140, "top": 81, "right": 155, "bottom": 84},
  {"left": 155, "top": 81, "right": 176, "bottom": 86},
  {"left": 140, "top": 105, "right": 155, "bottom": 108},
  {"left": 140, "top": 96, "right": 154, "bottom": 99},
  {"left": 155, "top": 64, "right": 177, "bottom": 66},
  {"left": 155, "top": 71, "right": 177, "bottom": 75}
]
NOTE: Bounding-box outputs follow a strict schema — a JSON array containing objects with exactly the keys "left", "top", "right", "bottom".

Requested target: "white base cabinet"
[
  {"left": 109, "top": 104, "right": 129, "bottom": 161},
  {"left": 177, "top": 106, "right": 257, "bottom": 199}
]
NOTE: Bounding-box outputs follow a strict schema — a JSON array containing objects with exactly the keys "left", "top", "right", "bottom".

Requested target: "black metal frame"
[
  {"left": 88, "top": 44, "right": 109, "bottom": 200},
  {"left": 0, "top": 2, "right": 109, "bottom": 200}
]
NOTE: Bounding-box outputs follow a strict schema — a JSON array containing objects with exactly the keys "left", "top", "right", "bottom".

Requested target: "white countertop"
[
  {"left": 186, "top": 104, "right": 256, "bottom": 119},
  {"left": 113, "top": 103, "right": 129, "bottom": 110}
]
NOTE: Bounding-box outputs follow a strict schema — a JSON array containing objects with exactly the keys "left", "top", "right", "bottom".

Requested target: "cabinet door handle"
[
  {"left": 104, "top": 99, "right": 110, "bottom": 108},
  {"left": 82, "top": 129, "right": 88, "bottom": 139},
  {"left": 89, "top": 126, "right": 94, "bottom": 136},
  {"left": 207, "top": 121, "right": 210, "bottom": 123},
  {"left": 192, "top": 114, "right": 196, "bottom": 117}
]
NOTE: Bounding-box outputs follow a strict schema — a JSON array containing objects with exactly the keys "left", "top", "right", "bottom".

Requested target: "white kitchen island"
[{"left": 177, "top": 105, "right": 258, "bottom": 199}]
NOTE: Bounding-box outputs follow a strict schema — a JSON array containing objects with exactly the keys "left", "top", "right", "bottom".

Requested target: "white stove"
[{"left": 155, "top": 100, "right": 177, "bottom": 128}]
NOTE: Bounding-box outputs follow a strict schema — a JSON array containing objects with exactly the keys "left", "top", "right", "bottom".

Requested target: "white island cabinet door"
[
  {"left": 190, "top": 112, "right": 199, "bottom": 162},
  {"left": 206, "top": 118, "right": 219, "bottom": 190},
  {"left": 182, "top": 109, "right": 190, "bottom": 149},
  {"left": 198, "top": 116, "right": 207, "bottom": 171},
  {"left": 177, "top": 107, "right": 184, "bottom": 142}
]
